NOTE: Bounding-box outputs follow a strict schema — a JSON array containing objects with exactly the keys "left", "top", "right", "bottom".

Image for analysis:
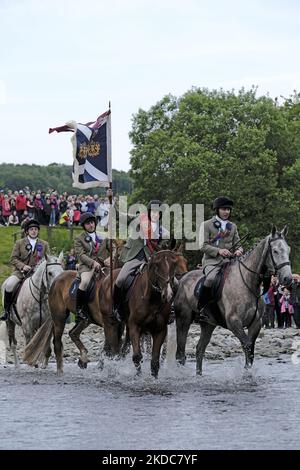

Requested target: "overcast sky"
[{"left": 1, "top": 0, "right": 299, "bottom": 171}]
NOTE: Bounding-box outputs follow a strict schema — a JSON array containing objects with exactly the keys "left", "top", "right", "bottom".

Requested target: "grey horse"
[
  {"left": 174, "top": 227, "right": 293, "bottom": 375},
  {"left": 1, "top": 253, "right": 64, "bottom": 366}
]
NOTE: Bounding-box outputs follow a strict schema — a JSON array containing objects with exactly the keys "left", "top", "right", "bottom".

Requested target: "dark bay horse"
[
  {"left": 174, "top": 227, "right": 293, "bottom": 375},
  {"left": 99, "top": 250, "right": 188, "bottom": 377},
  {"left": 24, "top": 268, "right": 122, "bottom": 374}
]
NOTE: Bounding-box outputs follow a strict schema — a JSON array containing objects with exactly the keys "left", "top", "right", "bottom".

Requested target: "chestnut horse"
[
  {"left": 24, "top": 268, "right": 122, "bottom": 374},
  {"left": 99, "top": 250, "right": 188, "bottom": 377}
]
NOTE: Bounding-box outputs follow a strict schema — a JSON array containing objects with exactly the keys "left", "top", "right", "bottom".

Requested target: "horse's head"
[
  {"left": 266, "top": 226, "right": 293, "bottom": 287},
  {"left": 148, "top": 250, "right": 184, "bottom": 303},
  {"left": 42, "top": 252, "right": 64, "bottom": 291}
]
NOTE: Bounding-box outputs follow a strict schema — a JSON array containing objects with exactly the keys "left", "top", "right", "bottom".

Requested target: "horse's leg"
[
  {"left": 196, "top": 321, "right": 216, "bottom": 375},
  {"left": 226, "top": 315, "right": 253, "bottom": 369},
  {"left": 53, "top": 321, "right": 66, "bottom": 375},
  {"left": 69, "top": 320, "right": 91, "bottom": 369},
  {"left": 42, "top": 344, "right": 52, "bottom": 369},
  {"left": 6, "top": 319, "right": 19, "bottom": 368},
  {"left": 175, "top": 303, "right": 193, "bottom": 366},
  {"left": 120, "top": 325, "right": 131, "bottom": 358},
  {"left": 247, "top": 317, "right": 262, "bottom": 367},
  {"left": 103, "top": 320, "right": 122, "bottom": 357},
  {"left": 161, "top": 332, "right": 168, "bottom": 363},
  {"left": 151, "top": 327, "right": 167, "bottom": 378},
  {"left": 129, "top": 323, "right": 142, "bottom": 375}
]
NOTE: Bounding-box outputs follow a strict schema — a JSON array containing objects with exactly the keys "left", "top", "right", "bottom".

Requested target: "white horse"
[{"left": 0, "top": 253, "right": 64, "bottom": 367}]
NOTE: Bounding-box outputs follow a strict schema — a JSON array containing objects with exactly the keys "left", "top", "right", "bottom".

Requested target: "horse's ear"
[
  {"left": 281, "top": 225, "right": 288, "bottom": 238},
  {"left": 58, "top": 251, "right": 64, "bottom": 263},
  {"left": 176, "top": 242, "right": 184, "bottom": 253},
  {"left": 271, "top": 226, "right": 277, "bottom": 238},
  {"left": 45, "top": 253, "right": 49, "bottom": 261}
]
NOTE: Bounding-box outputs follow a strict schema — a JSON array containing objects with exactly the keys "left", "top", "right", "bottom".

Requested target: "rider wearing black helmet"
[
  {"left": 197, "top": 196, "right": 243, "bottom": 319},
  {"left": 73, "top": 212, "right": 110, "bottom": 322},
  {"left": 0, "top": 219, "right": 50, "bottom": 321}
]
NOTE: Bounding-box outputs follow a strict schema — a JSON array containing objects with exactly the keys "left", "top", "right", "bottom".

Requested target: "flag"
[{"left": 49, "top": 110, "right": 112, "bottom": 189}]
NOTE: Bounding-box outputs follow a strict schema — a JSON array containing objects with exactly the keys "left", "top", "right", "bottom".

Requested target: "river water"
[{"left": 0, "top": 351, "right": 299, "bottom": 451}]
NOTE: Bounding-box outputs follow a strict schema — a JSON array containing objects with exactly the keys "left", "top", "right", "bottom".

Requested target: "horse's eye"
[
  {"left": 273, "top": 250, "right": 279, "bottom": 255},
  {"left": 49, "top": 272, "right": 53, "bottom": 276}
]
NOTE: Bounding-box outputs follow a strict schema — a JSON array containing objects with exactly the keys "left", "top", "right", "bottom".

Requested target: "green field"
[{"left": 0, "top": 225, "right": 81, "bottom": 309}]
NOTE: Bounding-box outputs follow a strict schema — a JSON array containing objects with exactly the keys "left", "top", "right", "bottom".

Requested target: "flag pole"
[{"left": 108, "top": 101, "right": 114, "bottom": 318}]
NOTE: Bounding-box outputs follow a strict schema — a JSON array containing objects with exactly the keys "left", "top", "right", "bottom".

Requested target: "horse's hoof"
[
  {"left": 57, "top": 370, "right": 64, "bottom": 376},
  {"left": 78, "top": 359, "right": 88, "bottom": 369},
  {"left": 98, "top": 359, "right": 104, "bottom": 370}
]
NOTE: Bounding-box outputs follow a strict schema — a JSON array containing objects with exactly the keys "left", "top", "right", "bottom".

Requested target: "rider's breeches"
[
  {"left": 115, "top": 259, "right": 144, "bottom": 288},
  {"left": 79, "top": 271, "right": 94, "bottom": 290},
  {"left": 203, "top": 265, "right": 219, "bottom": 288},
  {"left": 5, "top": 275, "right": 20, "bottom": 293}
]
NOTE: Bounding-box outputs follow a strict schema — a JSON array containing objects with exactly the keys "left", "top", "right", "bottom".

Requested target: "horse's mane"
[
  {"left": 239, "top": 239, "right": 264, "bottom": 261},
  {"left": 32, "top": 254, "right": 59, "bottom": 272},
  {"left": 237, "top": 231, "right": 286, "bottom": 263}
]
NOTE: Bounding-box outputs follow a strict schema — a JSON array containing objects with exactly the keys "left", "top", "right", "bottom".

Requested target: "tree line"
[{"left": 0, "top": 164, "right": 134, "bottom": 196}]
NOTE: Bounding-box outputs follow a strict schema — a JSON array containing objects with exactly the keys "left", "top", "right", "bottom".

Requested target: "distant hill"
[{"left": 0, "top": 163, "right": 133, "bottom": 195}]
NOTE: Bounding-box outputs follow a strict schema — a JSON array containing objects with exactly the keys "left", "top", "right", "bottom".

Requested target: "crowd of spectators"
[
  {"left": 262, "top": 274, "right": 300, "bottom": 329},
  {"left": 0, "top": 187, "right": 112, "bottom": 229}
]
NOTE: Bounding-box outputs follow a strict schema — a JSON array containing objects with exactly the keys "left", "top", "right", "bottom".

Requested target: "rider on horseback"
[
  {"left": 113, "top": 200, "right": 170, "bottom": 322},
  {"left": 197, "top": 196, "right": 243, "bottom": 320},
  {"left": 74, "top": 212, "right": 110, "bottom": 322},
  {"left": 0, "top": 219, "right": 50, "bottom": 321}
]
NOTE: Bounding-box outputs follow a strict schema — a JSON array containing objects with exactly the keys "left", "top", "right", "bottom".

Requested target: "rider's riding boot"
[
  {"left": 0, "top": 291, "right": 13, "bottom": 321},
  {"left": 75, "top": 288, "right": 89, "bottom": 323},
  {"left": 113, "top": 285, "right": 124, "bottom": 323},
  {"left": 195, "top": 285, "right": 212, "bottom": 322}
]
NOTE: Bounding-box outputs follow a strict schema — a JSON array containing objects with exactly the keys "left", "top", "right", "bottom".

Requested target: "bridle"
[
  {"left": 268, "top": 237, "right": 291, "bottom": 271},
  {"left": 148, "top": 250, "right": 176, "bottom": 294},
  {"left": 238, "top": 236, "right": 290, "bottom": 299}
]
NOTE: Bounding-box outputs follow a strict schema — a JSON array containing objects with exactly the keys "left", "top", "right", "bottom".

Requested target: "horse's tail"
[
  {"left": 0, "top": 321, "right": 8, "bottom": 364},
  {"left": 23, "top": 315, "right": 53, "bottom": 366}
]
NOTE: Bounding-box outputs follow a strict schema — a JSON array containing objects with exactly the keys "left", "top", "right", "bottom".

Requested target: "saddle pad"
[
  {"left": 69, "top": 277, "right": 96, "bottom": 302},
  {"left": 194, "top": 277, "right": 205, "bottom": 299},
  {"left": 69, "top": 279, "right": 80, "bottom": 299}
]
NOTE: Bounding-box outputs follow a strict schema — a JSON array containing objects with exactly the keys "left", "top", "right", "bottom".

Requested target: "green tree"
[{"left": 129, "top": 87, "right": 300, "bottom": 269}]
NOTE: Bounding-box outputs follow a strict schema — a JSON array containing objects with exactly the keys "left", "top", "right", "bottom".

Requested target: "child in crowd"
[{"left": 280, "top": 287, "right": 294, "bottom": 328}]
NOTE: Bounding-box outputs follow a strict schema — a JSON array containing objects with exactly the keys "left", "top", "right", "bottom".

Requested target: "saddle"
[
  {"left": 194, "top": 264, "right": 228, "bottom": 303},
  {"left": 69, "top": 275, "right": 96, "bottom": 302},
  {"left": 193, "top": 264, "right": 229, "bottom": 328},
  {"left": 123, "top": 263, "right": 147, "bottom": 302}
]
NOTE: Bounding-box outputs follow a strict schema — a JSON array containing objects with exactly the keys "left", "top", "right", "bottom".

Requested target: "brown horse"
[
  {"left": 24, "top": 268, "right": 122, "bottom": 374},
  {"left": 99, "top": 249, "right": 188, "bottom": 377}
]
